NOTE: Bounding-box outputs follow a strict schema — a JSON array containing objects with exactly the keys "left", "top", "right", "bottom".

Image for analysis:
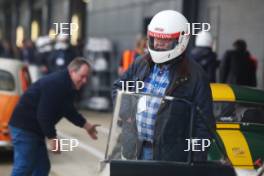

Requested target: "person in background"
[
  {"left": 73, "top": 38, "right": 85, "bottom": 57},
  {"left": 48, "top": 34, "right": 75, "bottom": 73},
  {"left": 20, "top": 39, "right": 36, "bottom": 64},
  {"left": 35, "top": 36, "right": 53, "bottom": 74},
  {"left": 189, "top": 31, "right": 219, "bottom": 82},
  {"left": 0, "top": 40, "right": 14, "bottom": 58},
  {"left": 118, "top": 36, "right": 147, "bottom": 75},
  {"left": 220, "top": 39, "right": 257, "bottom": 86},
  {"left": 0, "top": 41, "right": 3, "bottom": 56}
]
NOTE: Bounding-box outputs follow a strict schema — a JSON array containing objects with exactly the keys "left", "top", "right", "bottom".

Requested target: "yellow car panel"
[
  {"left": 217, "top": 129, "right": 254, "bottom": 169},
  {"left": 210, "top": 84, "right": 236, "bottom": 102},
  {"left": 216, "top": 124, "right": 240, "bottom": 129}
]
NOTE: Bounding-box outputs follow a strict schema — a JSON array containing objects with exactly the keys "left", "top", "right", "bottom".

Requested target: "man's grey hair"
[{"left": 67, "top": 57, "right": 91, "bottom": 71}]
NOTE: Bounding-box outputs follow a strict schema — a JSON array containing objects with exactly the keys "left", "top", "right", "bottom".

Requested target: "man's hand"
[
  {"left": 47, "top": 137, "right": 61, "bottom": 154},
  {"left": 83, "top": 122, "right": 100, "bottom": 140}
]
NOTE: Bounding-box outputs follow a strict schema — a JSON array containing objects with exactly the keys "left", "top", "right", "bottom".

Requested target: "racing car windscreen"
[
  {"left": 213, "top": 102, "right": 264, "bottom": 124},
  {"left": 105, "top": 91, "right": 210, "bottom": 163}
]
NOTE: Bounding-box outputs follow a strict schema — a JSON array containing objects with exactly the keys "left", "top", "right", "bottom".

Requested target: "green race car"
[{"left": 209, "top": 83, "right": 264, "bottom": 175}]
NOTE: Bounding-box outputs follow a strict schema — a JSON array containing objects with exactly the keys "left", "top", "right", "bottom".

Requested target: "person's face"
[
  {"left": 70, "top": 64, "right": 89, "bottom": 90},
  {"left": 153, "top": 38, "right": 175, "bottom": 51}
]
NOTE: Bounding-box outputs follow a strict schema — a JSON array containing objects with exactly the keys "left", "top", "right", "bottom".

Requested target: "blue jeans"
[
  {"left": 9, "top": 126, "right": 50, "bottom": 176},
  {"left": 140, "top": 146, "right": 153, "bottom": 160}
]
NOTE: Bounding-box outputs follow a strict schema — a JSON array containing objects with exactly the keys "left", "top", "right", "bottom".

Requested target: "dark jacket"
[
  {"left": 35, "top": 51, "right": 51, "bottom": 67},
  {"left": 189, "top": 47, "right": 218, "bottom": 82},
  {"left": 112, "top": 53, "right": 215, "bottom": 162},
  {"left": 9, "top": 69, "right": 86, "bottom": 139},
  {"left": 47, "top": 49, "right": 75, "bottom": 73},
  {"left": 220, "top": 50, "right": 257, "bottom": 86}
]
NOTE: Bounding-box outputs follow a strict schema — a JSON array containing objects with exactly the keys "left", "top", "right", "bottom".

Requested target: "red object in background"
[{"left": 255, "top": 158, "right": 263, "bottom": 167}]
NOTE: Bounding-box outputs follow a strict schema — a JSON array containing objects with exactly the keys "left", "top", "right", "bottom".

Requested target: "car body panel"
[
  {"left": 217, "top": 127, "right": 254, "bottom": 169},
  {"left": 208, "top": 84, "right": 264, "bottom": 172},
  {"left": 230, "top": 85, "right": 264, "bottom": 104},
  {"left": 210, "top": 122, "right": 264, "bottom": 170},
  {"left": 0, "top": 94, "right": 19, "bottom": 143},
  {"left": 210, "top": 83, "right": 264, "bottom": 104},
  {"left": 210, "top": 84, "right": 236, "bottom": 102}
]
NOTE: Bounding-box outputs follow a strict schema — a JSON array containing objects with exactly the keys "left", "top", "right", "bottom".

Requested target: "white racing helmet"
[
  {"left": 195, "top": 31, "right": 213, "bottom": 48},
  {"left": 35, "top": 36, "right": 52, "bottom": 53},
  {"left": 148, "top": 10, "right": 190, "bottom": 63}
]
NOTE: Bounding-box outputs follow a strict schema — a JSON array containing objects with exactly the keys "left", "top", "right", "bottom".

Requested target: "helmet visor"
[{"left": 148, "top": 31, "right": 180, "bottom": 51}]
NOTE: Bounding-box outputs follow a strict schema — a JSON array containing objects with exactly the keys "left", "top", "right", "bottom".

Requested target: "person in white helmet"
[
  {"left": 48, "top": 34, "right": 75, "bottom": 73},
  {"left": 112, "top": 10, "right": 215, "bottom": 161},
  {"left": 35, "top": 36, "right": 53, "bottom": 74},
  {"left": 189, "top": 31, "right": 219, "bottom": 82}
]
